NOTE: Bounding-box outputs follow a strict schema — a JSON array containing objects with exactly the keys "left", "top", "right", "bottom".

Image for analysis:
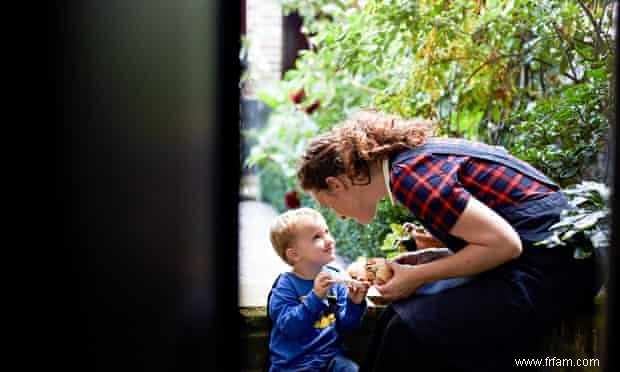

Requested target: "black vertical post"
[
  {"left": 605, "top": 3, "right": 619, "bottom": 372},
  {"left": 214, "top": 0, "right": 241, "bottom": 371}
]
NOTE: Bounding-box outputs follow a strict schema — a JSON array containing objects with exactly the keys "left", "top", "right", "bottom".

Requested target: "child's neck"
[{"left": 292, "top": 262, "right": 323, "bottom": 280}]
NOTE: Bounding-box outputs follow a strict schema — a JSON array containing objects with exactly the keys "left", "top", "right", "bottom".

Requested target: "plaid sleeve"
[{"left": 390, "top": 154, "right": 471, "bottom": 233}]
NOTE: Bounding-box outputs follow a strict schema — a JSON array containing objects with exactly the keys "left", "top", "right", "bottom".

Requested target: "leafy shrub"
[
  {"left": 508, "top": 72, "right": 610, "bottom": 187},
  {"left": 258, "top": 162, "right": 290, "bottom": 213},
  {"left": 536, "top": 181, "right": 610, "bottom": 259},
  {"left": 245, "top": 0, "right": 614, "bottom": 259}
]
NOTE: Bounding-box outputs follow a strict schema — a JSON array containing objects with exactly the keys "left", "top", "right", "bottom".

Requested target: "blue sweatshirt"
[{"left": 268, "top": 272, "right": 366, "bottom": 371}]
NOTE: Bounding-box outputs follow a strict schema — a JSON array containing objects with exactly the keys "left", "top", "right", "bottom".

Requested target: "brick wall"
[{"left": 245, "top": 0, "right": 283, "bottom": 96}]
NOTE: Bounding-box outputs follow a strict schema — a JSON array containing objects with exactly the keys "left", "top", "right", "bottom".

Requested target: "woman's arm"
[
  {"left": 376, "top": 196, "right": 522, "bottom": 300},
  {"left": 417, "top": 196, "right": 522, "bottom": 276}
]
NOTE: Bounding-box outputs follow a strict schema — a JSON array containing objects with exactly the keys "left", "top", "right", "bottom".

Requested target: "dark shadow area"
[
  {"left": 282, "top": 11, "right": 310, "bottom": 76},
  {"left": 54, "top": 1, "right": 240, "bottom": 371}
]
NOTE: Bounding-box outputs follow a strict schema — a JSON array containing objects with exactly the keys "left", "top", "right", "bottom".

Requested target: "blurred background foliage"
[{"left": 245, "top": 0, "right": 614, "bottom": 261}]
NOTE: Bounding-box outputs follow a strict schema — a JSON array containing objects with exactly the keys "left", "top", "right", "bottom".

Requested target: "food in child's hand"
[
  {"left": 323, "top": 264, "right": 368, "bottom": 289},
  {"left": 346, "top": 260, "right": 368, "bottom": 281},
  {"left": 327, "top": 277, "right": 368, "bottom": 289},
  {"left": 365, "top": 258, "right": 394, "bottom": 285}
]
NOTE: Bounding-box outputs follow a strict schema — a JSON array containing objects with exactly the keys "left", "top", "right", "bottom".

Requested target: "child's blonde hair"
[{"left": 269, "top": 207, "right": 324, "bottom": 265}]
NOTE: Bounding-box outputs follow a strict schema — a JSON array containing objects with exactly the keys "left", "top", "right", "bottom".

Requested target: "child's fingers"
[
  {"left": 317, "top": 272, "right": 332, "bottom": 280},
  {"left": 316, "top": 273, "right": 332, "bottom": 285},
  {"left": 349, "top": 283, "right": 368, "bottom": 295},
  {"left": 323, "top": 276, "right": 335, "bottom": 288}
]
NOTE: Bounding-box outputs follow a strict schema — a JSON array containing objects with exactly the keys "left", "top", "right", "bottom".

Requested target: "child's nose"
[{"left": 327, "top": 236, "right": 335, "bottom": 247}]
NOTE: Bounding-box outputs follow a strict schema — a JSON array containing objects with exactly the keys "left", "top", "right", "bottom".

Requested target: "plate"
[{"left": 366, "top": 286, "right": 390, "bottom": 306}]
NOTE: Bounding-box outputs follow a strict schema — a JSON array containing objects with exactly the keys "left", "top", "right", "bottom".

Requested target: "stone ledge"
[{"left": 240, "top": 304, "right": 604, "bottom": 372}]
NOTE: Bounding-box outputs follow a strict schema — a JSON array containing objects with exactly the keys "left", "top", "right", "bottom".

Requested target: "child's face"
[{"left": 289, "top": 216, "right": 336, "bottom": 267}]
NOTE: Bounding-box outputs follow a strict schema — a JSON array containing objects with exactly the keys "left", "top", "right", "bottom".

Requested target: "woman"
[{"left": 296, "top": 110, "right": 600, "bottom": 371}]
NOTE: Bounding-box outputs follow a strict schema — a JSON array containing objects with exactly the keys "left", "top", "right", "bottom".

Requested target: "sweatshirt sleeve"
[
  {"left": 269, "top": 277, "right": 328, "bottom": 339},
  {"left": 335, "top": 285, "right": 366, "bottom": 331}
]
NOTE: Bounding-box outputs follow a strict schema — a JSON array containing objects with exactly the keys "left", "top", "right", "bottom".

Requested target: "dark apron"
[{"left": 387, "top": 138, "right": 600, "bottom": 371}]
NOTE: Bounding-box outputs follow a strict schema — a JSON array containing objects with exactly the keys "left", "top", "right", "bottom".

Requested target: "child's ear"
[{"left": 285, "top": 247, "right": 298, "bottom": 263}]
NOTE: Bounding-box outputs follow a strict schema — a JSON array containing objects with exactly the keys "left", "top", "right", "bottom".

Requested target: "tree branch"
[
  {"left": 350, "top": 79, "right": 379, "bottom": 93},
  {"left": 463, "top": 53, "right": 523, "bottom": 87},
  {"left": 575, "top": 0, "right": 605, "bottom": 53},
  {"left": 532, "top": 57, "right": 580, "bottom": 83},
  {"left": 539, "top": 68, "right": 546, "bottom": 95},
  {"left": 551, "top": 22, "right": 581, "bottom": 82},
  {"left": 597, "top": 1, "right": 615, "bottom": 53}
]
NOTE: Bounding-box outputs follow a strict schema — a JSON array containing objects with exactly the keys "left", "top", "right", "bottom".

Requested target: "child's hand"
[
  {"left": 313, "top": 272, "right": 334, "bottom": 298},
  {"left": 347, "top": 281, "right": 370, "bottom": 304}
]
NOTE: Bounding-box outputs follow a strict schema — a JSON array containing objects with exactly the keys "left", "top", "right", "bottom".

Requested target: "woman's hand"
[
  {"left": 374, "top": 261, "right": 425, "bottom": 301},
  {"left": 347, "top": 281, "right": 370, "bottom": 304}
]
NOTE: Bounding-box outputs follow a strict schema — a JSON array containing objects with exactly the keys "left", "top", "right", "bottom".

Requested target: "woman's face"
[{"left": 310, "top": 177, "right": 377, "bottom": 224}]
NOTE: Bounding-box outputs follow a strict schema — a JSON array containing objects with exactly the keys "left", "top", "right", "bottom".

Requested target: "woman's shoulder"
[{"left": 390, "top": 151, "right": 465, "bottom": 176}]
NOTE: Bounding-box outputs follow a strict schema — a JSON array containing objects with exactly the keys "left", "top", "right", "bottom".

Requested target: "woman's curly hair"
[{"left": 297, "top": 109, "right": 435, "bottom": 191}]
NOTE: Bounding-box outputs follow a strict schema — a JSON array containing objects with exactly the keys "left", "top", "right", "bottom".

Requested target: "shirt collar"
[{"left": 382, "top": 158, "right": 394, "bottom": 206}]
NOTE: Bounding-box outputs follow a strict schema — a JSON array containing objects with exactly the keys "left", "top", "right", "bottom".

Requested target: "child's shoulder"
[
  {"left": 273, "top": 271, "right": 311, "bottom": 289},
  {"left": 273, "top": 271, "right": 292, "bottom": 284},
  {"left": 269, "top": 272, "right": 315, "bottom": 304},
  {"left": 279, "top": 270, "right": 320, "bottom": 280}
]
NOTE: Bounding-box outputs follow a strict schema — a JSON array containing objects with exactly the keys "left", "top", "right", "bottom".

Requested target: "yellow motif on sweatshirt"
[
  {"left": 298, "top": 294, "right": 338, "bottom": 329},
  {"left": 314, "top": 313, "right": 336, "bottom": 329}
]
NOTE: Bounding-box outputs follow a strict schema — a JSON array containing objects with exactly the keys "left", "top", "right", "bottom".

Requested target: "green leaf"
[
  {"left": 573, "top": 211, "right": 606, "bottom": 230},
  {"left": 561, "top": 229, "right": 578, "bottom": 241},
  {"left": 594, "top": 286, "right": 607, "bottom": 304},
  {"left": 573, "top": 247, "right": 592, "bottom": 259},
  {"left": 390, "top": 223, "right": 404, "bottom": 235},
  {"left": 549, "top": 215, "right": 580, "bottom": 230},
  {"left": 256, "top": 91, "right": 282, "bottom": 108},
  {"left": 590, "top": 230, "right": 609, "bottom": 248},
  {"left": 502, "top": 0, "right": 515, "bottom": 15},
  {"left": 535, "top": 233, "right": 566, "bottom": 248}
]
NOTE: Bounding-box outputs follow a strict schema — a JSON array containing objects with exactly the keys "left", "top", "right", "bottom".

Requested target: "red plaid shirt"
[{"left": 390, "top": 154, "right": 556, "bottom": 233}]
